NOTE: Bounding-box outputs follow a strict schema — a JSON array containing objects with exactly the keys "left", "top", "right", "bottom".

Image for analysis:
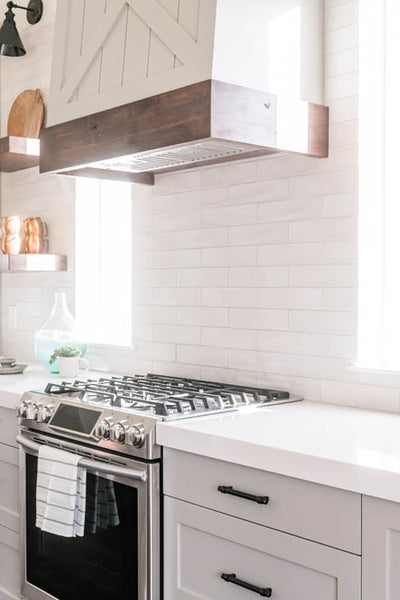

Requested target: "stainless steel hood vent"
[{"left": 88, "top": 140, "right": 256, "bottom": 174}]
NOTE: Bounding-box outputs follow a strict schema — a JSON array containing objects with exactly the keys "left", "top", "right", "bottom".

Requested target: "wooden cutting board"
[{"left": 7, "top": 89, "right": 44, "bottom": 139}]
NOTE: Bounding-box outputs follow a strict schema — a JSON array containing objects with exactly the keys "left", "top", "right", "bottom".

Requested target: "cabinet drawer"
[
  {"left": 165, "top": 497, "right": 361, "bottom": 600},
  {"left": 164, "top": 448, "right": 361, "bottom": 553}
]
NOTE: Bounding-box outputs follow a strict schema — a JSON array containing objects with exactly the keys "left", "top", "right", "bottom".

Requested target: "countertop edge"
[{"left": 156, "top": 421, "right": 400, "bottom": 504}]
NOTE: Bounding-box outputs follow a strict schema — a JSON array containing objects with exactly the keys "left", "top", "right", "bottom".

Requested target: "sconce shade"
[{"left": 0, "top": 8, "right": 25, "bottom": 56}]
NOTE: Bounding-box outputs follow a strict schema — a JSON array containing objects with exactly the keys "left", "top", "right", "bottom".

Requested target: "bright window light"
[
  {"left": 358, "top": 0, "right": 400, "bottom": 370},
  {"left": 75, "top": 178, "right": 132, "bottom": 346}
]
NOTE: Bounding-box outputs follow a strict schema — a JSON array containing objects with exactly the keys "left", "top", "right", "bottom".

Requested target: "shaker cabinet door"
[
  {"left": 363, "top": 495, "right": 400, "bottom": 600},
  {"left": 164, "top": 497, "right": 361, "bottom": 600}
]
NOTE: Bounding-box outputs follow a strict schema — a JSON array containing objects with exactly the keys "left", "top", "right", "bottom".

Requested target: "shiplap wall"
[{"left": 2, "top": 0, "right": 398, "bottom": 412}]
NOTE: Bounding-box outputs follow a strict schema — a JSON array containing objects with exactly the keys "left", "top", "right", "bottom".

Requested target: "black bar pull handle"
[
  {"left": 218, "top": 485, "right": 269, "bottom": 505},
  {"left": 221, "top": 573, "right": 272, "bottom": 597}
]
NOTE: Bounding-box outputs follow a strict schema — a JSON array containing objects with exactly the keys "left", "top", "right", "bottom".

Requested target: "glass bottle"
[{"left": 34, "top": 292, "right": 87, "bottom": 373}]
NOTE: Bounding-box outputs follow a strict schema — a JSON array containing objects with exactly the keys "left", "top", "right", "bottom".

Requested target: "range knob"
[
  {"left": 110, "top": 420, "right": 129, "bottom": 443},
  {"left": 127, "top": 423, "right": 145, "bottom": 448},
  {"left": 97, "top": 417, "right": 114, "bottom": 440},
  {"left": 27, "top": 402, "right": 42, "bottom": 420},
  {"left": 37, "top": 404, "right": 54, "bottom": 423},
  {"left": 16, "top": 401, "right": 31, "bottom": 418}
]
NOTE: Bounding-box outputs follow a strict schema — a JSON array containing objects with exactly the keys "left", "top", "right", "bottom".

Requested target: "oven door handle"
[{"left": 16, "top": 434, "right": 148, "bottom": 482}]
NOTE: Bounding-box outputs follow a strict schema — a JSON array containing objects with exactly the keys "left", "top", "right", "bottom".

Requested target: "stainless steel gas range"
[{"left": 16, "top": 373, "right": 302, "bottom": 600}]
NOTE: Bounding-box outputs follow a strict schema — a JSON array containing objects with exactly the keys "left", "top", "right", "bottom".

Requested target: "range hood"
[{"left": 40, "top": 0, "right": 328, "bottom": 185}]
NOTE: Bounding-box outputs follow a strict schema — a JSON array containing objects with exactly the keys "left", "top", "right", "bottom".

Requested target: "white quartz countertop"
[
  {"left": 156, "top": 400, "right": 400, "bottom": 503},
  {"left": 0, "top": 364, "right": 113, "bottom": 409},
  {"left": 5, "top": 367, "right": 400, "bottom": 503}
]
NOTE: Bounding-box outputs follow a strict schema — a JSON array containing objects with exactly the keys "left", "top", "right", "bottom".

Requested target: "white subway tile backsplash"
[
  {"left": 323, "top": 192, "right": 358, "bottom": 217},
  {"left": 329, "top": 120, "right": 358, "bottom": 147},
  {"left": 327, "top": 96, "right": 358, "bottom": 123},
  {"left": 136, "top": 306, "right": 177, "bottom": 325},
  {"left": 153, "top": 325, "right": 201, "bottom": 345},
  {"left": 229, "top": 266, "right": 288, "bottom": 287},
  {"left": 325, "top": 48, "right": 358, "bottom": 78},
  {"left": 289, "top": 310, "right": 356, "bottom": 335},
  {"left": 155, "top": 170, "right": 202, "bottom": 195},
  {"left": 259, "top": 241, "right": 356, "bottom": 265},
  {"left": 202, "top": 203, "right": 257, "bottom": 227},
  {"left": 229, "top": 223, "right": 289, "bottom": 246},
  {"left": 289, "top": 170, "right": 357, "bottom": 197},
  {"left": 325, "top": 1, "right": 358, "bottom": 31},
  {"left": 176, "top": 227, "right": 228, "bottom": 248},
  {"left": 136, "top": 269, "right": 177, "bottom": 288},
  {"left": 229, "top": 308, "right": 288, "bottom": 331},
  {"left": 258, "top": 288, "right": 322, "bottom": 310},
  {"left": 201, "top": 246, "right": 257, "bottom": 266},
  {"left": 151, "top": 211, "right": 201, "bottom": 232},
  {"left": 322, "top": 288, "right": 358, "bottom": 311},
  {"left": 258, "top": 197, "right": 322, "bottom": 222},
  {"left": 289, "top": 264, "right": 357, "bottom": 288},
  {"left": 177, "top": 345, "right": 228, "bottom": 368},
  {"left": 177, "top": 267, "right": 228, "bottom": 287},
  {"left": 229, "top": 178, "right": 289, "bottom": 201},
  {"left": 174, "top": 187, "right": 229, "bottom": 211},
  {"left": 178, "top": 307, "right": 228, "bottom": 327},
  {"left": 288, "top": 354, "right": 347, "bottom": 379},
  {"left": 257, "top": 331, "right": 355, "bottom": 358},
  {"left": 289, "top": 217, "right": 357, "bottom": 242},
  {"left": 325, "top": 73, "right": 358, "bottom": 102},
  {"left": 153, "top": 288, "right": 201, "bottom": 306},
  {"left": 202, "top": 288, "right": 257, "bottom": 308},
  {"left": 201, "top": 161, "right": 257, "bottom": 188},
  {"left": 228, "top": 349, "right": 288, "bottom": 374},
  {"left": 325, "top": 24, "right": 358, "bottom": 55},
  {"left": 151, "top": 249, "right": 201, "bottom": 268},
  {"left": 201, "top": 327, "right": 257, "bottom": 350}
]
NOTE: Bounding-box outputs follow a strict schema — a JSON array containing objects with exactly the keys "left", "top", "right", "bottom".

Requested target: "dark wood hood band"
[{"left": 40, "top": 80, "right": 328, "bottom": 184}]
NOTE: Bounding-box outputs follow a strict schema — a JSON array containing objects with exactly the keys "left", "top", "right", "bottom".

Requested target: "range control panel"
[{"left": 16, "top": 392, "right": 148, "bottom": 449}]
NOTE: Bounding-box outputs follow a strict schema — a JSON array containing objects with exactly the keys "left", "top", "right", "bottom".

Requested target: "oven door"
[{"left": 17, "top": 431, "right": 160, "bottom": 600}]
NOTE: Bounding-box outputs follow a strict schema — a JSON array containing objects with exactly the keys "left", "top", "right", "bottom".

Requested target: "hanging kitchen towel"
[
  {"left": 86, "top": 475, "right": 120, "bottom": 534},
  {"left": 36, "top": 444, "right": 87, "bottom": 537}
]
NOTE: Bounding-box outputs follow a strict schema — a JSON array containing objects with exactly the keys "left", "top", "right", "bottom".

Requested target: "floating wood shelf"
[
  {"left": 0, "top": 254, "right": 67, "bottom": 272},
  {"left": 0, "top": 136, "right": 40, "bottom": 172}
]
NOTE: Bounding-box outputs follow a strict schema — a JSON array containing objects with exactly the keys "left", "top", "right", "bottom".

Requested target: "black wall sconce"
[{"left": 0, "top": 0, "right": 43, "bottom": 56}]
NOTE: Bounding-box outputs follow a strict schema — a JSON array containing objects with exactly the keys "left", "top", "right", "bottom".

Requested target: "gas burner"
[{"left": 44, "top": 374, "right": 298, "bottom": 419}]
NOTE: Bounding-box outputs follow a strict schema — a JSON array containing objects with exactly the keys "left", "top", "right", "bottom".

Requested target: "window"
[
  {"left": 358, "top": 0, "right": 400, "bottom": 370},
  {"left": 75, "top": 178, "right": 132, "bottom": 347}
]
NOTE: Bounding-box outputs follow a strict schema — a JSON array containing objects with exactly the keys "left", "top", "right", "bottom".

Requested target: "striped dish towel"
[
  {"left": 86, "top": 475, "right": 120, "bottom": 534},
  {"left": 36, "top": 445, "right": 87, "bottom": 537}
]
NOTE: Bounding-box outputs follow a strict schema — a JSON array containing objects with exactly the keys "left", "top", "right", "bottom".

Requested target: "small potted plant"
[{"left": 49, "top": 345, "right": 88, "bottom": 378}]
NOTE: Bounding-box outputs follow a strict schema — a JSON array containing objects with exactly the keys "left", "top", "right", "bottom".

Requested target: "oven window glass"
[{"left": 25, "top": 453, "right": 139, "bottom": 600}]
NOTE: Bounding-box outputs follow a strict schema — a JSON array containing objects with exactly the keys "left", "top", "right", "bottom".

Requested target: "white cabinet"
[
  {"left": 0, "top": 407, "right": 20, "bottom": 600},
  {"left": 362, "top": 495, "right": 400, "bottom": 600},
  {"left": 165, "top": 497, "right": 361, "bottom": 600},
  {"left": 163, "top": 449, "right": 361, "bottom": 600}
]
